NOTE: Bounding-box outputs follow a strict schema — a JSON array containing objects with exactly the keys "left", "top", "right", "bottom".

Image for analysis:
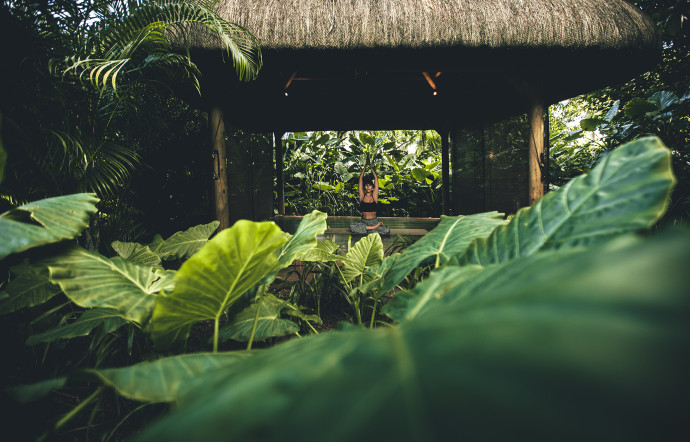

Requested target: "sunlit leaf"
[
  {"left": 0, "top": 194, "right": 98, "bottom": 260},
  {"left": 149, "top": 221, "right": 286, "bottom": 349},
  {"left": 452, "top": 137, "right": 675, "bottom": 267},
  {"left": 112, "top": 241, "right": 162, "bottom": 267},
  {"left": 48, "top": 246, "right": 162, "bottom": 324},
  {"left": 341, "top": 233, "right": 383, "bottom": 284},
  {"left": 296, "top": 239, "right": 339, "bottom": 262},
  {"left": 156, "top": 221, "right": 220, "bottom": 261}
]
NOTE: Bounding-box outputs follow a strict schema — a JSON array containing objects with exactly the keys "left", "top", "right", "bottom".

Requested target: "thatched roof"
[
  {"left": 182, "top": 0, "right": 660, "bottom": 131},
  {"left": 204, "top": 0, "right": 658, "bottom": 52}
]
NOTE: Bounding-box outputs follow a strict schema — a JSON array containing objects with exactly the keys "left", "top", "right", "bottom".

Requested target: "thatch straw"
[{"left": 195, "top": 0, "right": 658, "bottom": 51}]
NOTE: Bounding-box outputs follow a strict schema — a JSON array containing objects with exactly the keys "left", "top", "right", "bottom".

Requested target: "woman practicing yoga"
[{"left": 350, "top": 157, "right": 390, "bottom": 235}]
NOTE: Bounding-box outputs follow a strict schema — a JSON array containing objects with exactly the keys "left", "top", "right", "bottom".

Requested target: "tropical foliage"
[{"left": 2, "top": 136, "right": 686, "bottom": 440}]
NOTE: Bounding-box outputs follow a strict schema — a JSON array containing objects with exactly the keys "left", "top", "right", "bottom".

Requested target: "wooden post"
[
  {"left": 210, "top": 106, "right": 230, "bottom": 231},
  {"left": 274, "top": 131, "right": 285, "bottom": 215},
  {"left": 440, "top": 129, "right": 450, "bottom": 215},
  {"left": 527, "top": 95, "right": 545, "bottom": 205}
]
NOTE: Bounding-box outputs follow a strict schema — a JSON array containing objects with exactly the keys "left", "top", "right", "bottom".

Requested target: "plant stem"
[
  {"left": 54, "top": 386, "right": 105, "bottom": 432},
  {"left": 369, "top": 299, "right": 378, "bottom": 328},
  {"left": 247, "top": 285, "right": 266, "bottom": 350},
  {"left": 213, "top": 316, "right": 220, "bottom": 353}
]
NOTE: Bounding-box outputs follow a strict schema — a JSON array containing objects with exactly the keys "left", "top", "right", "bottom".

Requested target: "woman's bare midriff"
[{"left": 362, "top": 211, "right": 377, "bottom": 219}]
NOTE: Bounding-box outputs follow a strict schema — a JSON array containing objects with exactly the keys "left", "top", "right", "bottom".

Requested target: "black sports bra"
[{"left": 360, "top": 199, "right": 378, "bottom": 212}]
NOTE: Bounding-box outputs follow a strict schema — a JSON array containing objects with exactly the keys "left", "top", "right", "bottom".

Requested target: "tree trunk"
[
  {"left": 210, "top": 106, "right": 230, "bottom": 231},
  {"left": 440, "top": 130, "right": 450, "bottom": 215},
  {"left": 274, "top": 131, "right": 285, "bottom": 215},
  {"left": 528, "top": 95, "right": 545, "bottom": 205}
]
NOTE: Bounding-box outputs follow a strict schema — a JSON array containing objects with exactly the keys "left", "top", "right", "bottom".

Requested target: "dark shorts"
[{"left": 349, "top": 217, "right": 390, "bottom": 235}]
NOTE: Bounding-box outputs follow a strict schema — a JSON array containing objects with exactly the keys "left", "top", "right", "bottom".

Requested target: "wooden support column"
[
  {"left": 527, "top": 94, "right": 545, "bottom": 205},
  {"left": 210, "top": 106, "right": 230, "bottom": 231},
  {"left": 440, "top": 129, "right": 450, "bottom": 215},
  {"left": 274, "top": 131, "right": 285, "bottom": 215}
]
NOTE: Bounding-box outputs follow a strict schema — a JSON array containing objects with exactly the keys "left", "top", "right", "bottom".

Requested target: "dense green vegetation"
[{"left": 0, "top": 0, "right": 688, "bottom": 440}]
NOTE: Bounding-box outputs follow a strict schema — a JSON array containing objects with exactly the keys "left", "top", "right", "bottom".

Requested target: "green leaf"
[
  {"left": 623, "top": 97, "right": 659, "bottom": 118},
  {"left": 0, "top": 194, "right": 98, "bottom": 260},
  {"left": 341, "top": 233, "right": 383, "bottom": 284},
  {"left": 361, "top": 212, "right": 506, "bottom": 295},
  {"left": 85, "top": 352, "right": 252, "bottom": 403},
  {"left": 410, "top": 168, "right": 429, "bottom": 182},
  {"left": 275, "top": 211, "right": 328, "bottom": 268},
  {"left": 26, "top": 308, "right": 128, "bottom": 345},
  {"left": 135, "top": 231, "right": 690, "bottom": 442},
  {"left": 580, "top": 118, "right": 608, "bottom": 131},
  {"left": 9, "top": 378, "right": 67, "bottom": 404},
  {"left": 149, "top": 220, "right": 286, "bottom": 349},
  {"left": 381, "top": 265, "right": 485, "bottom": 322},
  {"left": 156, "top": 221, "right": 220, "bottom": 261},
  {"left": 48, "top": 246, "right": 162, "bottom": 323},
  {"left": 219, "top": 293, "right": 299, "bottom": 343},
  {"left": 0, "top": 262, "right": 62, "bottom": 315},
  {"left": 453, "top": 137, "right": 675, "bottom": 267},
  {"left": 112, "top": 241, "right": 162, "bottom": 267},
  {"left": 296, "top": 239, "right": 339, "bottom": 262},
  {"left": 648, "top": 91, "right": 678, "bottom": 111}
]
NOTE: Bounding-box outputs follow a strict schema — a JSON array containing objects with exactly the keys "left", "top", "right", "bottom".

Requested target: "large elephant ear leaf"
[
  {"left": 360, "top": 212, "right": 506, "bottom": 295},
  {"left": 218, "top": 293, "right": 299, "bottom": 343},
  {"left": 275, "top": 211, "right": 327, "bottom": 267},
  {"left": 155, "top": 221, "right": 220, "bottom": 261},
  {"left": 341, "top": 233, "right": 383, "bottom": 284},
  {"left": 48, "top": 246, "right": 162, "bottom": 323},
  {"left": 296, "top": 239, "right": 340, "bottom": 262},
  {"left": 149, "top": 220, "right": 286, "bottom": 350},
  {"left": 26, "top": 308, "right": 128, "bottom": 345},
  {"left": 0, "top": 193, "right": 98, "bottom": 260},
  {"left": 84, "top": 352, "right": 252, "bottom": 403},
  {"left": 135, "top": 231, "right": 690, "bottom": 442},
  {"left": 0, "top": 262, "right": 62, "bottom": 315},
  {"left": 453, "top": 136, "right": 675, "bottom": 266},
  {"left": 112, "top": 241, "right": 162, "bottom": 267}
]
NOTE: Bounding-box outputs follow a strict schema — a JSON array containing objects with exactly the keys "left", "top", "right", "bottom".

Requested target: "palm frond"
[{"left": 55, "top": 0, "right": 261, "bottom": 92}]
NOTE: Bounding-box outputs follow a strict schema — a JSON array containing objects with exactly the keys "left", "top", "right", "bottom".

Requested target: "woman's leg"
[
  {"left": 374, "top": 224, "right": 390, "bottom": 235},
  {"left": 350, "top": 221, "right": 367, "bottom": 234}
]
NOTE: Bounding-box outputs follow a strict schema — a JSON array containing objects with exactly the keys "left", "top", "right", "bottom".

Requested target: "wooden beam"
[
  {"left": 422, "top": 71, "right": 437, "bottom": 90},
  {"left": 210, "top": 106, "right": 230, "bottom": 231},
  {"left": 284, "top": 71, "right": 298, "bottom": 90},
  {"left": 440, "top": 129, "right": 450, "bottom": 215},
  {"left": 274, "top": 131, "right": 285, "bottom": 215},
  {"left": 528, "top": 94, "right": 545, "bottom": 205}
]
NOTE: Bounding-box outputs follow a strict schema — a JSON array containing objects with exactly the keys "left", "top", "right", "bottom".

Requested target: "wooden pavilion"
[{"left": 181, "top": 0, "right": 660, "bottom": 230}]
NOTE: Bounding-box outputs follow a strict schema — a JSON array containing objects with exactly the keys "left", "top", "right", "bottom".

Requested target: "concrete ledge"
[{"left": 323, "top": 228, "right": 428, "bottom": 236}]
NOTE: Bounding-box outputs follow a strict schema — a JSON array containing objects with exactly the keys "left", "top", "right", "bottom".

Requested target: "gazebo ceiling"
[{"left": 184, "top": 0, "right": 660, "bottom": 131}]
